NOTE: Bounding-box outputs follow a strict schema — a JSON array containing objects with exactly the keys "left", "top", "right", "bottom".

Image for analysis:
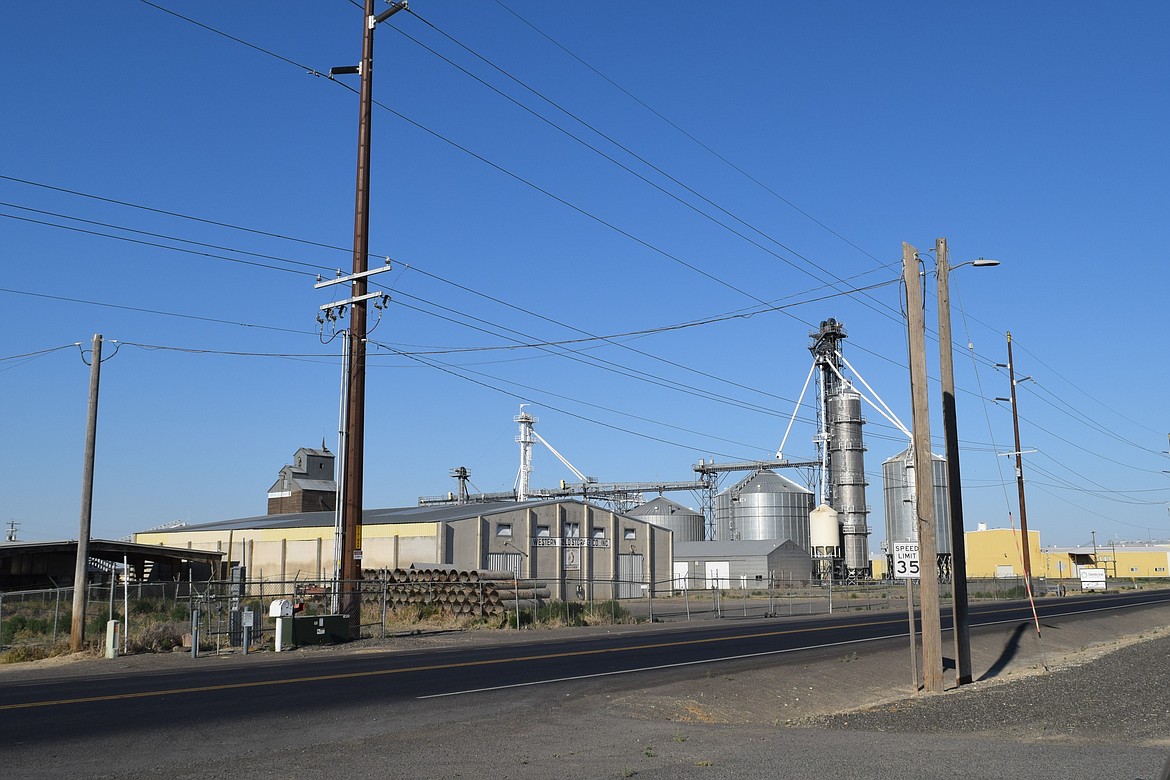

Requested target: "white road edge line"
[
  {"left": 418, "top": 595, "right": 1167, "bottom": 700},
  {"left": 418, "top": 632, "right": 901, "bottom": 699}
]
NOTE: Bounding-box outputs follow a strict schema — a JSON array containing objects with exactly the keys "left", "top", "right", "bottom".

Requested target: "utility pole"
[
  {"left": 328, "top": 0, "right": 408, "bottom": 637},
  {"left": 335, "top": 0, "right": 380, "bottom": 639},
  {"left": 935, "top": 238, "right": 972, "bottom": 686},
  {"left": 903, "top": 242, "right": 943, "bottom": 693},
  {"left": 70, "top": 334, "right": 102, "bottom": 652},
  {"left": 1005, "top": 332, "right": 1033, "bottom": 582}
]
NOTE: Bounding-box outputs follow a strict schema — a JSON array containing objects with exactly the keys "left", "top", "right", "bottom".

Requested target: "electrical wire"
[
  {"left": 369, "top": 337, "right": 773, "bottom": 460},
  {"left": 40, "top": 5, "right": 1160, "bottom": 499},
  {"left": 0, "top": 287, "right": 316, "bottom": 336},
  {"left": 0, "top": 211, "right": 315, "bottom": 278},
  {"left": 400, "top": 9, "right": 903, "bottom": 323},
  {"left": 487, "top": 0, "right": 890, "bottom": 270},
  {"left": 0, "top": 343, "right": 79, "bottom": 362}
]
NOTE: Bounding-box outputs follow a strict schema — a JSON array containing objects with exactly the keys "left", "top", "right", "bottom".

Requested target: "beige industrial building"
[{"left": 135, "top": 499, "right": 674, "bottom": 600}]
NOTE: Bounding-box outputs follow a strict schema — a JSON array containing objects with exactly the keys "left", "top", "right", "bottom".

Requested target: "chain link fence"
[{"left": 0, "top": 572, "right": 1084, "bottom": 656}]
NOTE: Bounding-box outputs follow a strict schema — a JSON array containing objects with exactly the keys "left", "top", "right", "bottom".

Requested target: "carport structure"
[{"left": 0, "top": 540, "right": 224, "bottom": 590}]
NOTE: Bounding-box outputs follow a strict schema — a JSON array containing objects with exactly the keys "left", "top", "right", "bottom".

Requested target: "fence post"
[
  {"left": 191, "top": 607, "right": 200, "bottom": 659},
  {"left": 53, "top": 588, "right": 62, "bottom": 644},
  {"left": 122, "top": 555, "right": 129, "bottom": 655},
  {"left": 381, "top": 581, "right": 388, "bottom": 639},
  {"left": 647, "top": 579, "right": 653, "bottom": 623}
]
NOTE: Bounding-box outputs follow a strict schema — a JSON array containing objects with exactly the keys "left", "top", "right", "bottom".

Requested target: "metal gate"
[
  {"left": 487, "top": 552, "right": 522, "bottom": 578},
  {"left": 618, "top": 553, "right": 644, "bottom": 599}
]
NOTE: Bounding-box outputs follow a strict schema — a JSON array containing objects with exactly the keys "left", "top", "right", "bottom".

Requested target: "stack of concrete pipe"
[{"left": 360, "top": 568, "right": 550, "bottom": 617}]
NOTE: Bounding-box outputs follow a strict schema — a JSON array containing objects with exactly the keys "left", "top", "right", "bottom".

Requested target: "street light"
[{"left": 934, "top": 238, "right": 999, "bottom": 687}]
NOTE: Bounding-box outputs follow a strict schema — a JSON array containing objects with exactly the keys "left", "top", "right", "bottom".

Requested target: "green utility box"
[{"left": 290, "top": 614, "right": 351, "bottom": 645}]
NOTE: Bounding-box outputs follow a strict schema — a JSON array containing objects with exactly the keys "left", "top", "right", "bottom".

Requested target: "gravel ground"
[{"left": 807, "top": 632, "right": 1170, "bottom": 746}]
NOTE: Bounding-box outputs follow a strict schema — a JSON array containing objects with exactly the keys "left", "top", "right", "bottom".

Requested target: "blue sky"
[{"left": 3, "top": 1, "right": 1167, "bottom": 549}]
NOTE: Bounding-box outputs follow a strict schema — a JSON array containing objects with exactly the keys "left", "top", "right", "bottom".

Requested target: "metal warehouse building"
[
  {"left": 135, "top": 499, "right": 673, "bottom": 600},
  {"left": 672, "top": 540, "right": 813, "bottom": 590}
]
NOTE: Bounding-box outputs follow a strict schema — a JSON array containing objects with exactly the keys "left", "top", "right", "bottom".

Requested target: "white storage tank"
[
  {"left": 627, "top": 496, "right": 705, "bottom": 543},
  {"left": 809, "top": 503, "right": 841, "bottom": 557}
]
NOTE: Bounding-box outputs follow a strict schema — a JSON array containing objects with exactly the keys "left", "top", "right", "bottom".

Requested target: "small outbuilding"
[{"left": 672, "top": 539, "right": 812, "bottom": 590}]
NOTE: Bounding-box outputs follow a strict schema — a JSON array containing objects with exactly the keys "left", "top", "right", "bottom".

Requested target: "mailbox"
[{"left": 269, "top": 599, "right": 293, "bottom": 618}]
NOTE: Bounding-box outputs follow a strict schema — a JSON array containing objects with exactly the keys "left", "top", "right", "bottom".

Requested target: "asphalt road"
[{"left": 2, "top": 588, "right": 1168, "bottom": 779}]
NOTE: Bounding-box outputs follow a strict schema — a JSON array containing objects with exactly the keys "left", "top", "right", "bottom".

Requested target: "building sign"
[
  {"left": 564, "top": 547, "right": 581, "bottom": 571},
  {"left": 533, "top": 537, "right": 611, "bottom": 548},
  {"left": 892, "top": 542, "right": 920, "bottom": 580},
  {"left": 1080, "top": 567, "right": 1107, "bottom": 591}
]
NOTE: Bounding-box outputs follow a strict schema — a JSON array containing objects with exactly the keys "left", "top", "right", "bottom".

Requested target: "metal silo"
[
  {"left": 628, "top": 496, "right": 705, "bottom": 543},
  {"left": 828, "top": 387, "right": 870, "bottom": 574},
  {"left": 882, "top": 447, "right": 952, "bottom": 554},
  {"left": 714, "top": 469, "right": 813, "bottom": 548}
]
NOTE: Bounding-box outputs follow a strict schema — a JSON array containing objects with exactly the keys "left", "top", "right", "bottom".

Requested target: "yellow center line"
[
  {"left": 6, "top": 596, "right": 1097, "bottom": 712},
  {"left": 1, "top": 615, "right": 911, "bottom": 711}
]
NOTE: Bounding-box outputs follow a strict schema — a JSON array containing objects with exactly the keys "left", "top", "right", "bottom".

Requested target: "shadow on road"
[{"left": 978, "top": 622, "right": 1029, "bottom": 682}]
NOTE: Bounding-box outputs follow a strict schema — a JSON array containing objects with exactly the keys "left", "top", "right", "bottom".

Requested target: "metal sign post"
[{"left": 894, "top": 542, "right": 921, "bottom": 691}]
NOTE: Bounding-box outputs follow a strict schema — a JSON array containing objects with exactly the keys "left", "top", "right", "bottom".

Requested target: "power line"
[
  {"left": 0, "top": 211, "right": 315, "bottom": 277},
  {"left": 135, "top": 1, "right": 770, "bottom": 305},
  {"left": 400, "top": 9, "right": 903, "bottom": 323},
  {"left": 1012, "top": 334, "right": 1168, "bottom": 441},
  {"left": 0, "top": 183, "right": 906, "bottom": 427},
  {"left": 116, "top": 340, "right": 340, "bottom": 361},
  {"left": 0, "top": 201, "right": 330, "bottom": 273},
  {"left": 370, "top": 338, "right": 769, "bottom": 461},
  {"left": 0, "top": 174, "right": 352, "bottom": 258},
  {"left": 0, "top": 287, "right": 315, "bottom": 336},
  {"left": 0, "top": 343, "right": 78, "bottom": 362},
  {"left": 488, "top": 0, "right": 889, "bottom": 270}
]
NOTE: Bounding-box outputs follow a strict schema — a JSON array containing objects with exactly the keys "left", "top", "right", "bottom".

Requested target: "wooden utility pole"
[
  {"left": 902, "top": 243, "right": 943, "bottom": 693},
  {"left": 337, "top": 0, "right": 379, "bottom": 639},
  {"left": 335, "top": 0, "right": 408, "bottom": 639},
  {"left": 935, "top": 238, "right": 973, "bottom": 686},
  {"left": 1005, "top": 332, "right": 1033, "bottom": 581},
  {"left": 70, "top": 334, "right": 102, "bottom": 652}
]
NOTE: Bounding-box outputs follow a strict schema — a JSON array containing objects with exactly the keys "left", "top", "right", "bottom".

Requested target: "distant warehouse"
[{"left": 134, "top": 499, "right": 673, "bottom": 600}]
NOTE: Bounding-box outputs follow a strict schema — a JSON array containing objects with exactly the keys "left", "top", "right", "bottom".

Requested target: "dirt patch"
[{"left": 605, "top": 612, "right": 1170, "bottom": 726}]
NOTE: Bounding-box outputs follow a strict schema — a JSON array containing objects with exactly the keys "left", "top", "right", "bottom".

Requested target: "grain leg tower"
[{"left": 809, "top": 319, "right": 872, "bottom": 579}]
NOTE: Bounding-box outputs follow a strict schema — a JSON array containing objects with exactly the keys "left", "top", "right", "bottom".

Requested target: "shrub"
[
  {"left": 0, "top": 643, "right": 70, "bottom": 664},
  {"left": 127, "top": 621, "right": 187, "bottom": 653}
]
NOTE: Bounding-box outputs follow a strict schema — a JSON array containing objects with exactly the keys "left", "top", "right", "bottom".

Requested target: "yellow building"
[
  {"left": 1041, "top": 545, "right": 1170, "bottom": 581},
  {"left": 870, "top": 525, "right": 1041, "bottom": 580},
  {"left": 871, "top": 525, "right": 1170, "bottom": 583},
  {"left": 964, "top": 526, "right": 1041, "bottom": 578}
]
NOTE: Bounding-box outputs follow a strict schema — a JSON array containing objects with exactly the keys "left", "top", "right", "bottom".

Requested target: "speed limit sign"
[{"left": 892, "top": 542, "right": 920, "bottom": 579}]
